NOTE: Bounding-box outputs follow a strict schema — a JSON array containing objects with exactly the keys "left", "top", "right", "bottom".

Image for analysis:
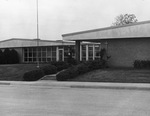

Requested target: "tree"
[
  {"left": 3, "top": 48, "right": 11, "bottom": 64},
  {"left": 112, "top": 14, "right": 138, "bottom": 26},
  {"left": 0, "top": 49, "right": 4, "bottom": 64},
  {"left": 3, "top": 48, "right": 19, "bottom": 64},
  {"left": 11, "top": 49, "right": 19, "bottom": 64}
]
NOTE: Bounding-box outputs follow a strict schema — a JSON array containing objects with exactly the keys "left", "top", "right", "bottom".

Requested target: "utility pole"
[{"left": 36, "top": 0, "right": 40, "bottom": 68}]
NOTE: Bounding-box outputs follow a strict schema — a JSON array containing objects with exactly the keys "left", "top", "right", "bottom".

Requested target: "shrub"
[
  {"left": 40, "top": 65, "right": 57, "bottom": 75},
  {"left": 84, "top": 60, "right": 106, "bottom": 70},
  {"left": 51, "top": 61, "right": 70, "bottom": 71},
  {"left": 56, "top": 60, "right": 106, "bottom": 81},
  {"left": 67, "top": 58, "right": 77, "bottom": 65},
  {"left": 134, "top": 60, "right": 150, "bottom": 69},
  {"left": 23, "top": 69, "right": 45, "bottom": 81},
  {"left": 56, "top": 69, "right": 70, "bottom": 81},
  {"left": 56, "top": 66, "right": 78, "bottom": 81},
  {"left": 76, "top": 63, "right": 89, "bottom": 74}
]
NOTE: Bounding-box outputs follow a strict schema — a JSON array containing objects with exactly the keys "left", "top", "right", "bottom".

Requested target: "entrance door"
[{"left": 58, "top": 49, "right": 64, "bottom": 61}]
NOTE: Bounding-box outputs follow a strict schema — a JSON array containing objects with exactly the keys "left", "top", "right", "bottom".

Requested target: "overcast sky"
[{"left": 0, "top": 0, "right": 150, "bottom": 41}]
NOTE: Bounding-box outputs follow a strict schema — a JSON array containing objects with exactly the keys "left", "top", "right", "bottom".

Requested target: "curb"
[
  {"left": 69, "top": 85, "right": 150, "bottom": 91},
  {"left": 0, "top": 82, "right": 10, "bottom": 85},
  {"left": 0, "top": 81, "right": 150, "bottom": 91}
]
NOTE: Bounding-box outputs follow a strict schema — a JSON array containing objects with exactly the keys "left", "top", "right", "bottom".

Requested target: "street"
[{"left": 0, "top": 82, "right": 150, "bottom": 116}]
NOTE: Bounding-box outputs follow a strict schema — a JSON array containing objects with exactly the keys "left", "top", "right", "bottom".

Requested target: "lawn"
[
  {"left": 0, "top": 64, "right": 47, "bottom": 81},
  {"left": 68, "top": 68, "right": 150, "bottom": 83}
]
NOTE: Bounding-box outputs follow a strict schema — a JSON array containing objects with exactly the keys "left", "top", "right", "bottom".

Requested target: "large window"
[
  {"left": 23, "top": 46, "right": 57, "bottom": 63},
  {"left": 80, "top": 44, "right": 101, "bottom": 61}
]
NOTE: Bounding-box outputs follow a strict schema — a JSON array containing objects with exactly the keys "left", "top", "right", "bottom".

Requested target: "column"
[
  {"left": 75, "top": 40, "right": 81, "bottom": 63},
  {"left": 56, "top": 46, "right": 59, "bottom": 61}
]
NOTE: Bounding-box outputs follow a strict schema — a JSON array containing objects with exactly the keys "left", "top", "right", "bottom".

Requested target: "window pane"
[
  {"left": 47, "top": 47, "right": 51, "bottom": 51},
  {"left": 82, "top": 45, "right": 86, "bottom": 50},
  {"left": 47, "top": 51, "right": 51, "bottom": 57},
  {"left": 25, "top": 53, "right": 28, "bottom": 57},
  {"left": 24, "top": 48, "right": 28, "bottom": 52},
  {"left": 42, "top": 47, "right": 46, "bottom": 51},
  {"left": 42, "top": 58, "right": 46, "bottom": 62},
  {"left": 29, "top": 58, "right": 32, "bottom": 62},
  {"left": 24, "top": 58, "right": 28, "bottom": 62},
  {"left": 29, "top": 52, "right": 32, "bottom": 57},
  {"left": 38, "top": 48, "right": 41, "bottom": 52},
  {"left": 42, "top": 52, "right": 46, "bottom": 57},
  {"left": 52, "top": 58, "right": 56, "bottom": 61},
  {"left": 29, "top": 48, "right": 32, "bottom": 52},
  {"left": 33, "top": 52, "right": 36, "bottom": 57},
  {"left": 38, "top": 58, "right": 41, "bottom": 62},
  {"left": 38, "top": 52, "right": 41, "bottom": 57},
  {"left": 52, "top": 47, "right": 56, "bottom": 51},
  {"left": 52, "top": 52, "right": 56, "bottom": 57},
  {"left": 47, "top": 58, "right": 51, "bottom": 62},
  {"left": 33, "top": 58, "right": 37, "bottom": 62}
]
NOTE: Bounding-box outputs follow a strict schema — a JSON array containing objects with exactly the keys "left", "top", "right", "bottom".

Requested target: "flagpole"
[{"left": 36, "top": 0, "right": 40, "bottom": 68}]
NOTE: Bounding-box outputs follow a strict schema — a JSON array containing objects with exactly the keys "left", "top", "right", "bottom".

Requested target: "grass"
[
  {"left": 68, "top": 68, "right": 150, "bottom": 83},
  {"left": 0, "top": 64, "right": 48, "bottom": 81}
]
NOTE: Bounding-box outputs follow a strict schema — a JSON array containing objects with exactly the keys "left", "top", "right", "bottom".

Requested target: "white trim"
[
  {"left": 56, "top": 47, "right": 59, "bottom": 61},
  {"left": 86, "top": 45, "right": 88, "bottom": 61},
  {"left": 80, "top": 45, "right": 82, "bottom": 61},
  {"left": 93, "top": 45, "right": 95, "bottom": 60}
]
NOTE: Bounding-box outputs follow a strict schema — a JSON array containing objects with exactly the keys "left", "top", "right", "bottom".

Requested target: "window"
[
  {"left": 52, "top": 47, "right": 56, "bottom": 61},
  {"left": 94, "top": 45, "right": 100, "bottom": 60},
  {"left": 82, "top": 45, "right": 86, "bottom": 61}
]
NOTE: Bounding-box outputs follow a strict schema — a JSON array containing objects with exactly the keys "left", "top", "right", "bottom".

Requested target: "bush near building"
[
  {"left": 50, "top": 61, "right": 71, "bottom": 71},
  {"left": 40, "top": 65, "right": 57, "bottom": 75},
  {"left": 0, "top": 48, "right": 19, "bottom": 64},
  {"left": 134, "top": 60, "right": 150, "bottom": 69},
  {"left": 23, "top": 69, "right": 45, "bottom": 81},
  {"left": 56, "top": 60, "right": 106, "bottom": 81},
  {"left": 23, "top": 64, "right": 57, "bottom": 81}
]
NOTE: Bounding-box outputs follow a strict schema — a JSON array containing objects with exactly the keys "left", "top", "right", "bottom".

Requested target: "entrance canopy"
[{"left": 62, "top": 20, "right": 150, "bottom": 41}]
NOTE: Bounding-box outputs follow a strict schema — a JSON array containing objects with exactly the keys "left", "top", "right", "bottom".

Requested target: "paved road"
[{"left": 0, "top": 83, "right": 150, "bottom": 116}]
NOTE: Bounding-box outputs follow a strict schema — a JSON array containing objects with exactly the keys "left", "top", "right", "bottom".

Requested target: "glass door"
[{"left": 58, "top": 49, "right": 64, "bottom": 61}]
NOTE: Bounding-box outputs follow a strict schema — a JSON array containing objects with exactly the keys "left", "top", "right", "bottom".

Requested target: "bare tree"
[{"left": 112, "top": 14, "right": 138, "bottom": 26}]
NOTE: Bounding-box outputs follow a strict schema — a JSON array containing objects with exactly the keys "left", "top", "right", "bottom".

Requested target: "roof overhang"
[
  {"left": 0, "top": 39, "right": 75, "bottom": 48},
  {"left": 62, "top": 20, "right": 150, "bottom": 41}
]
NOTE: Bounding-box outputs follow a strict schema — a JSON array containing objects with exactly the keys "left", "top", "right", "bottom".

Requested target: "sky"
[{"left": 0, "top": 0, "right": 150, "bottom": 41}]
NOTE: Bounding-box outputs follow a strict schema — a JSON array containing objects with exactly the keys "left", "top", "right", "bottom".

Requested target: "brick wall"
[{"left": 100, "top": 38, "right": 150, "bottom": 67}]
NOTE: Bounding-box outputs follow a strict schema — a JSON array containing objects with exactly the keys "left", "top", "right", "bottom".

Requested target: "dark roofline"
[{"left": 62, "top": 20, "right": 150, "bottom": 37}]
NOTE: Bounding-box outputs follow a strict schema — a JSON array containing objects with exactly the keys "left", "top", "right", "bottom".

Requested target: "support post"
[{"left": 75, "top": 40, "right": 81, "bottom": 63}]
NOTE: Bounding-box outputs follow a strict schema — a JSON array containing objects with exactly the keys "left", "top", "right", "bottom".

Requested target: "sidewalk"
[{"left": 0, "top": 80, "right": 150, "bottom": 91}]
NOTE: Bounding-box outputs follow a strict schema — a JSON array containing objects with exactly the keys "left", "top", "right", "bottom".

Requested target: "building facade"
[
  {"left": 0, "top": 38, "right": 101, "bottom": 63},
  {"left": 62, "top": 20, "right": 150, "bottom": 67}
]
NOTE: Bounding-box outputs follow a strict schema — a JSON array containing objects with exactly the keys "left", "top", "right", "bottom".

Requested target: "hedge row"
[
  {"left": 40, "top": 65, "right": 57, "bottom": 75},
  {"left": 23, "top": 64, "right": 57, "bottom": 81},
  {"left": 56, "top": 60, "right": 106, "bottom": 81},
  {"left": 50, "top": 61, "right": 70, "bottom": 71},
  {"left": 134, "top": 60, "right": 150, "bottom": 69}
]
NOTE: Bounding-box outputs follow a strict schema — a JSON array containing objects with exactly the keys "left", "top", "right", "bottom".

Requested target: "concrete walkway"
[{"left": 0, "top": 80, "right": 150, "bottom": 91}]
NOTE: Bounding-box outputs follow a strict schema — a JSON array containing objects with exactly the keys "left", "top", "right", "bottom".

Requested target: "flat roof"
[
  {"left": 62, "top": 20, "right": 150, "bottom": 41},
  {"left": 62, "top": 20, "right": 150, "bottom": 37},
  {"left": 0, "top": 38, "right": 75, "bottom": 48}
]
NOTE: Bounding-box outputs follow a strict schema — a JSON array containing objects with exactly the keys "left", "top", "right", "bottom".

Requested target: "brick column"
[{"left": 75, "top": 40, "right": 81, "bottom": 63}]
